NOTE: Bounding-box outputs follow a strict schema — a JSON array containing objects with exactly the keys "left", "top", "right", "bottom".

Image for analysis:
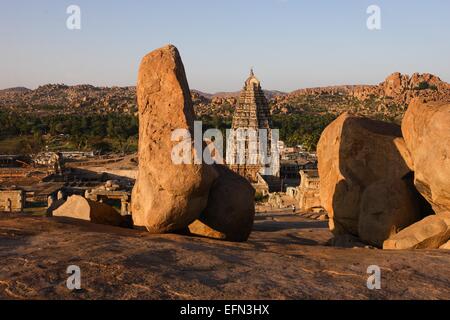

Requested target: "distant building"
[
  {"left": 280, "top": 159, "right": 318, "bottom": 180},
  {"left": 0, "top": 189, "right": 25, "bottom": 212},
  {"left": 226, "top": 69, "right": 280, "bottom": 186},
  {"left": 297, "top": 170, "right": 322, "bottom": 212}
]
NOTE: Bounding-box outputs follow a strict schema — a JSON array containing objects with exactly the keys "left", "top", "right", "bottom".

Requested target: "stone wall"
[
  {"left": 297, "top": 170, "right": 322, "bottom": 212},
  {"left": 0, "top": 190, "right": 25, "bottom": 212}
]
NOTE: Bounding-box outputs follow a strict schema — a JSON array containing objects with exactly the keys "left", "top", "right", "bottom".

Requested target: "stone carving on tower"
[{"left": 226, "top": 69, "right": 280, "bottom": 182}]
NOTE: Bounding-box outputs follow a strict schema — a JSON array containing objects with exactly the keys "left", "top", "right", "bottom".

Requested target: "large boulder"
[
  {"left": 46, "top": 198, "right": 66, "bottom": 217},
  {"left": 358, "top": 179, "right": 422, "bottom": 247},
  {"left": 383, "top": 213, "right": 450, "bottom": 250},
  {"left": 53, "top": 195, "right": 124, "bottom": 227},
  {"left": 402, "top": 98, "right": 450, "bottom": 215},
  {"left": 188, "top": 165, "right": 255, "bottom": 242},
  {"left": 440, "top": 240, "right": 450, "bottom": 250},
  {"left": 131, "top": 45, "right": 218, "bottom": 233},
  {"left": 317, "top": 113, "right": 419, "bottom": 245}
]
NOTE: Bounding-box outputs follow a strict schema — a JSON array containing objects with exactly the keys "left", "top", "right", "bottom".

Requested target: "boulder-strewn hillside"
[
  {"left": 1, "top": 72, "right": 448, "bottom": 121},
  {"left": 0, "top": 84, "right": 137, "bottom": 115},
  {"left": 271, "top": 73, "right": 450, "bottom": 122}
]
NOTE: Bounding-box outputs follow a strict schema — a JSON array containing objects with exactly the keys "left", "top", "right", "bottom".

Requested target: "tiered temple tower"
[{"left": 226, "top": 70, "right": 279, "bottom": 182}]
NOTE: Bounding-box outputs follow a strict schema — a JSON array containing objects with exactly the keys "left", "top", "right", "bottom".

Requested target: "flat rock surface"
[{"left": 0, "top": 212, "right": 449, "bottom": 299}]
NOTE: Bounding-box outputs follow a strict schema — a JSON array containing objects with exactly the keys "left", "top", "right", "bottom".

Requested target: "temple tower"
[{"left": 226, "top": 69, "right": 279, "bottom": 182}]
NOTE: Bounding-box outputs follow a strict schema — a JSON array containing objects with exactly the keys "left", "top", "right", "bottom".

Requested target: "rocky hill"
[
  {"left": 1, "top": 72, "right": 449, "bottom": 122},
  {"left": 0, "top": 84, "right": 137, "bottom": 115},
  {"left": 197, "top": 72, "right": 450, "bottom": 122},
  {"left": 271, "top": 72, "right": 450, "bottom": 122},
  {"left": 288, "top": 72, "right": 450, "bottom": 104}
]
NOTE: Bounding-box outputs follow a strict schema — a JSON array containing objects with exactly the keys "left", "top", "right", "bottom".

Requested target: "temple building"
[{"left": 226, "top": 70, "right": 280, "bottom": 190}]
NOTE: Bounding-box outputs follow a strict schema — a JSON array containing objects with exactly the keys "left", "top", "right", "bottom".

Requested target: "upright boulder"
[
  {"left": 188, "top": 165, "right": 256, "bottom": 242},
  {"left": 53, "top": 195, "right": 124, "bottom": 227},
  {"left": 402, "top": 98, "right": 450, "bottom": 215},
  {"left": 131, "top": 45, "right": 218, "bottom": 233},
  {"left": 317, "top": 113, "right": 420, "bottom": 246}
]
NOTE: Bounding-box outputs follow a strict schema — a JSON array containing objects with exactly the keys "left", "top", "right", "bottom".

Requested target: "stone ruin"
[
  {"left": 85, "top": 180, "right": 131, "bottom": 216},
  {"left": 297, "top": 170, "right": 322, "bottom": 213},
  {"left": 0, "top": 189, "right": 25, "bottom": 213},
  {"left": 33, "top": 152, "right": 64, "bottom": 175}
]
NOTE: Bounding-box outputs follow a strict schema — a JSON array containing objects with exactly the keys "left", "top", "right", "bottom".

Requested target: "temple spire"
[{"left": 250, "top": 67, "right": 254, "bottom": 77}]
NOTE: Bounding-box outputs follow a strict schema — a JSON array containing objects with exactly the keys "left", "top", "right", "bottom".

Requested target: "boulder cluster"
[
  {"left": 130, "top": 45, "right": 255, "bottom": 242},
  {"left": 318, "top": 98, "right": 450, "bottom": 249},
  {"left": 351, "top": 72, "right": 450, "bottom": 105}
]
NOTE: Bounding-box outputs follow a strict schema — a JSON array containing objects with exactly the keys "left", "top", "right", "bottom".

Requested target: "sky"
[{"left": 1, "top": 0, "right": 449, "bottom": 92}]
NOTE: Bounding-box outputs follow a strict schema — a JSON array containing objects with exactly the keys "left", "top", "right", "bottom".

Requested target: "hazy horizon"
[
  {"left": 1, "top": 0, "right": 450, "bottom": 92},
  {"left": 2, "top": 70, "right": 447, "bottom": 94}
]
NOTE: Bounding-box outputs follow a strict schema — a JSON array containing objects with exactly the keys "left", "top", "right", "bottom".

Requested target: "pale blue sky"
[{"left": 1, "top": 0, "right": 449, "bottom": 92}]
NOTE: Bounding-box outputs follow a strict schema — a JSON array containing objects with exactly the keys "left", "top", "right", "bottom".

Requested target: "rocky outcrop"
[
  {"left": 383, "top": 213, "right": 450, "bottom": 250},
  {"left": 383, "top": 72, "right": 448, "bottom": 98},
  {"left": 354, "top": 72, "right": 450, "bottom": 105},
  {"left": 188, "top": 165, "right": 255, "bottom": 242},
  {"left": 317, "top": 113, "right": 421, "bottom": 247},
  {"left": 52, "top": 195, "right": 124, "bottom": 227},
  {"left": 318, "top": 96, "right": 450, "bottom": 249},
  {"left": 402, "top": 98, "right": 450, "bottom": 215},
  {"left": 131, "top": 45, "right": 218, "bottom": 233}
]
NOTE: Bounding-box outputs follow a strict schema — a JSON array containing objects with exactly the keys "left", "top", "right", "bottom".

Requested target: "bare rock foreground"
[{"left": 1, "top": 213, "right": 449, "bottom": 300}]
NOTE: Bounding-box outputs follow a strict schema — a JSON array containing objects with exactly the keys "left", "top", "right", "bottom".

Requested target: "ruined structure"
[
  {"left": 86, "top": 180, "right": 131, "bottom": 216},
  {"left": 0, "top": 189, "right": 25, "bottom": 212},
  {"left": 297, "top": 170, "right": 322, "bottom": 212},
  {"left": 33, "top": 152, "right": 64, "bottom": 175},
  {"left": 226, "top": 70, "right": 279, "bottom": 183}
]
